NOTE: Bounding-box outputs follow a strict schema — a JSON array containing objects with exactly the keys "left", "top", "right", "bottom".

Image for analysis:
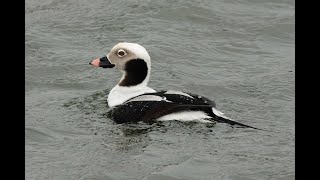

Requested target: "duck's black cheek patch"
[{"left": 119, "top": 59, "right": 148, "bottom": 86}]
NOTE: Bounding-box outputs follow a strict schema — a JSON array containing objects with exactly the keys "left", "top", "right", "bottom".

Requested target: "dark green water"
[{"left": 25, "top": 0, "right": 295, "bottom": 179}]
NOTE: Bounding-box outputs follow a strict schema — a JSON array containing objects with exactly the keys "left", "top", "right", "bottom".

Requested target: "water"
[{"left": 25, "top": 0, "right": 295, "bottom": 179}]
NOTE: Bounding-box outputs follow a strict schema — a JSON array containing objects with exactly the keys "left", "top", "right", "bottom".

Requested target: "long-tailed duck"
[{"left": 89, "top": 42, "right": 258, "bottom": 129}]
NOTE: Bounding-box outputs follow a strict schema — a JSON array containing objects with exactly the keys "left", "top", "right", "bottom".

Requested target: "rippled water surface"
[{"left": 25, "top": 0, "right": 295, "bottom": 179}]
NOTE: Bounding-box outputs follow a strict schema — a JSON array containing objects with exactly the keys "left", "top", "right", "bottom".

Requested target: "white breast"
[{"left": 107, "top": 85, "right": 156, "bottom": 107}]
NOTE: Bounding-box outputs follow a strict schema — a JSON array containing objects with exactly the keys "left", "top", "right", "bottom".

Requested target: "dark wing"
[
  {"left": 109, "top": 100, "right": 213, "bottom": 124},
  {"left": 108, "top": 101, "right": 167, "bottom": 124}
]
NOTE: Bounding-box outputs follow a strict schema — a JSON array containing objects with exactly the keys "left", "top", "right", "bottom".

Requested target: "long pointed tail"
[
  {"left": 215, "top": 116, "right": 261, "bottom": 130},
  {"left": 210, "top": 107, "right": 264, "bottom": 130}
]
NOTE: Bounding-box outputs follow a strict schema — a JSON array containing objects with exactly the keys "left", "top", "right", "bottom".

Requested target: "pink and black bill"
[{"left": 89, "top": 56, "right": 115, "bottom": 68}]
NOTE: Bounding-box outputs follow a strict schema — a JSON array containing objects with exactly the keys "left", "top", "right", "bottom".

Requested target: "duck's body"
[
  {"left": 109, "top": 90, "right": 215, "bottom": 124},
  {"left": 90, "top": 42, "right": 258, "bottom": 129}
]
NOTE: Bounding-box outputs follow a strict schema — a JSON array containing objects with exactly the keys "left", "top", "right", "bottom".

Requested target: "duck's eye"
[{"left": 117, "top": 49, "right": 126, "bottom": 57}]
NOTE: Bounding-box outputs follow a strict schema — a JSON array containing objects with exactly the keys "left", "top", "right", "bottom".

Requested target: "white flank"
[
  {"left": 164, "top": 90, "right": 194, "bottom": 99},
  {"left": 157, "top": 111, "right": 213, "bottom": 123}
]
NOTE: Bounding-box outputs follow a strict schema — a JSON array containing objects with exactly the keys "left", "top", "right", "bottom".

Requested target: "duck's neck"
[
  {"left": 118, "top": 58, "right": 151, "bottom": 87},
  {"left": 107, "top": 59, "right": 155, "bottom": 108}
]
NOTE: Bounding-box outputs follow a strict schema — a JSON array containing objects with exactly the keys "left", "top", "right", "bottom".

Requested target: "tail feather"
[
  {"left": 215, "top": 116, "right": 261, "bottom": 130},
  {"left": 210, "top": 108, "right": 263, "bottom": 130}
]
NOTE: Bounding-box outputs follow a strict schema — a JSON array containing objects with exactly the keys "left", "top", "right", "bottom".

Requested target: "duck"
[{"left": 89, "top": 42, "right": 258, "bottom": 129}]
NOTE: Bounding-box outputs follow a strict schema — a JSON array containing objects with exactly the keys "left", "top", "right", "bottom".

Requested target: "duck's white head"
[
  {"left": 89, "top": 42, "right": 155, "bottom": 107},
  {"left": 90, "top": 42, "right": 152, "bottom": 87}
]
